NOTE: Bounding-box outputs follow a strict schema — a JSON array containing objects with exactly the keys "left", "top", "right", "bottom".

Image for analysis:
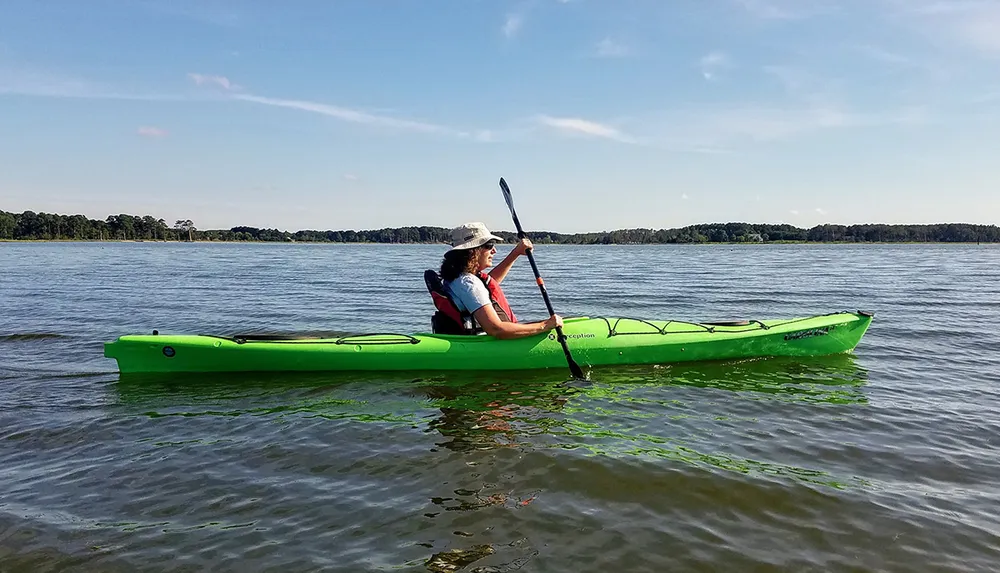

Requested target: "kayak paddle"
[{"left": 499, "top": 177, "right": 585, "bottom": 379}]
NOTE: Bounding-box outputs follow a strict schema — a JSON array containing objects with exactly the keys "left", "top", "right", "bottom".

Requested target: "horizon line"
[{"left": 1, "top": 209, "right": 997, "bottom": 234}]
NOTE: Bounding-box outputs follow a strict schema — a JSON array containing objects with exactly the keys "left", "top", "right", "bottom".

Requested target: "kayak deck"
[{"left": 104, "top": 311, "right": 874, "bottom": 374}]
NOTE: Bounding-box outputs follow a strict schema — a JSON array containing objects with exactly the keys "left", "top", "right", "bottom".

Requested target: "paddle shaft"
[
  {"left": 499, "top": 178, "right": 584, "bottom": 378},
  {"left": 509, "top": 213, "right": 559, "bottom": 317}
]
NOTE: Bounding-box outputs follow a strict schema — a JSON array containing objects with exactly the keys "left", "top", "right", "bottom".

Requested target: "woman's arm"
[
  {"left": 473, "top": 303, "right": 562, "bottom": 340},
  {"left": 489, "top": 238, "right": 532, "bottom": 284}
]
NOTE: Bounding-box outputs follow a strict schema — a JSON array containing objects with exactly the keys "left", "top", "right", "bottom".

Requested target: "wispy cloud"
[
  {"left": 343, "top": 173, "right": 359, "bottom": 181},
  {"left": 137, "top": 126, "right": 168, "bottom": 138},
  {"left": 0, "top": 66, "right": 191, "bottom": 101},
  {"left": 503, "top": 13, "right": 523, "bottom": 38},
  {"left": 936, "top": 2, "right": 1000, "bottom": 56},
  {"left": 760, "top": 65, "right": 854, "bottom": 107},
  {"left": 851, "top": 44, "right": 952, "bottom": 81},
  {"left": 527, "top": 96, "right": 923, "bottom": 150},
  {"left": 596, "top": 38, "right": 631, "bottom": 58},
  {"left": 0, "top": 67, "right": 93, "bottom": 98},
  {"left": 735, "top": 0, "right": 839, "bottom": 20},
  {"left": 762, "top": 65, "right": 831, "bottom": 97},
  {"left": 894, "top": 0, "right": 1000, "bottom": 56},
  {"left": 184, "top": 72, "right": 493, "bottom": 140},
  {"left": 695, "top": 106, "right": 857, "bottom": 141},
  {"left": 905, "top": 0, "right": 992, "bottom": 16},
  {"left": 233, "top": 93, "right": 464, "bottom": 136},
  {"left": 700, "top": 51, "right": 729, "bottom": 80},
  {"left": 855, "top": 44, "right": 913, "bottom": 66},
  {"left": 187, "top": 73, "right": 238, "bottom": 91},
  {"left": 646, "top": 102, "right": 925, "bottom": 150},
  {"left": 474, "top": 129, "right": 496, "bottom": 142},
  {"left": 535, "top": 115, "right": 637, "bottom": 143},
  {"left": 815, "top": 207, "right": 827, "bottom": 215}
]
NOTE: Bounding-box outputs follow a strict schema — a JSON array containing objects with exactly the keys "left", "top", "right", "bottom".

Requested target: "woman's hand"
[
  {"left": 514, "top": 237, "right": 533, "bottom": 256},
  {"left": 543, "top": 314, "right": 563, "bottom": 331}
]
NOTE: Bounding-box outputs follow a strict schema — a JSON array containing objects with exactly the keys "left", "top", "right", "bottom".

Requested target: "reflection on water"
[
  {"left": 560, "top": 355, "right": 871, "bottom": 489},
  {"left": 113, "top": 354, "right": 870, "bottom": 491},
  {"left": 424, "top": 543, "right": 495, "bottom": 572},
  {"left": 113, "top": 353, "right": 867, "bottom": 402},
  {"left": 592, "top": 353, "right": 870, "bottom": 404},
  {"left": 422, "top": 373, "right": 580, "bottom": 454}
]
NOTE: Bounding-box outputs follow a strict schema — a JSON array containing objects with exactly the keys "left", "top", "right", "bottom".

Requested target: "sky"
[{"left": 1, "top": 0, "right": 999, "bottom": 234}]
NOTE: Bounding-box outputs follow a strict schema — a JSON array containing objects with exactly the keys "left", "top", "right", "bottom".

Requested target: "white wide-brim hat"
[{"left": 449, "top": 221, "right": 504, "bottom": 251}]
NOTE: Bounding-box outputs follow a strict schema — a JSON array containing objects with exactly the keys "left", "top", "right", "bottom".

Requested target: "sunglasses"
[{"left": 480, "top": 241, "right": 496, "bottom": 250}]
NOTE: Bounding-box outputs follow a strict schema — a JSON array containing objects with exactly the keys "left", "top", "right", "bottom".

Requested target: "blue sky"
[{"left": 1, "top": 0, "right": 998, "bottom": 233}]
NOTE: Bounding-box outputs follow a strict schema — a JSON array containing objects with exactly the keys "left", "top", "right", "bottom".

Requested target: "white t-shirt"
[{"left": 444, "top": 273, "right": 492, "bottom": 314}]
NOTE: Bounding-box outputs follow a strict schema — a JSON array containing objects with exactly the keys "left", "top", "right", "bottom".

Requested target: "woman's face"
[{"left": 475, "top": 241, "right": 497, "bottom": 271}]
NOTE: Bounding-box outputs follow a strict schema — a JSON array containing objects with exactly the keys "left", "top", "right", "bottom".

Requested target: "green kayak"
[{"left": 104, "top": 310, "right": 873, "bottom": 374}]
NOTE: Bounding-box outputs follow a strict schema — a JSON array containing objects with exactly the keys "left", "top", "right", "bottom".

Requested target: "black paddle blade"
[
  {"left": 563, "top": 346, "right": 585, "bottom": 378},
  {"left": 499, "top": 177, "right": 515, "bottom": 214}
]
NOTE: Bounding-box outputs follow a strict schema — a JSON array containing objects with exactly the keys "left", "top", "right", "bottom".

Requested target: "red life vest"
[{"left": 424, "top": 270, "right": 517, "bottom": 335}]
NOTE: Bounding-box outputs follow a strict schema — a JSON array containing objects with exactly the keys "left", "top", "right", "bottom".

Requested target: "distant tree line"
[
  {"left": 1, "top": 210, "right": 997, "bottom": 243},
  {"left": 542, "top": 223, "right": 1000, "bottom": 244},
  {"left": 0, "top": 211, "right": 198, "bottom": 241}
]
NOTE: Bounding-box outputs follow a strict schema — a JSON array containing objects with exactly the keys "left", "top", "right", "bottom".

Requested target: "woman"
[{"left": 441, "top": 222, "right": 563, "bottom": 339}]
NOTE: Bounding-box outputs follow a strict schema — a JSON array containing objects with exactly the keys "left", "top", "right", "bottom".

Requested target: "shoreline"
[
  {"left": 4, "top": 210, "right": 996, "bottom": 244},
  {"left": 2, "top": 239, "right": 994, "bottom": 246}
]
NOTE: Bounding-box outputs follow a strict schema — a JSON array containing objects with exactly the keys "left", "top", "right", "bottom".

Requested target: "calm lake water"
[{"left": 1, "top": 242, "right": 998, "bottom": 572}]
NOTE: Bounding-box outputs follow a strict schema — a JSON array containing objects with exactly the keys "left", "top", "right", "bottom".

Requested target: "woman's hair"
[{"left": 440, "top": 248, "right": 480, "bottom": 281}]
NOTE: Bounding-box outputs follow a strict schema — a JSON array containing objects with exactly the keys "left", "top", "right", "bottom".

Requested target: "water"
[{"left": 1, "top": 242, "right": 998, "bottom": 572}]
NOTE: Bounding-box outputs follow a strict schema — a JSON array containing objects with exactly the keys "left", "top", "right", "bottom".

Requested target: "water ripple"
[{"left": 1, "top": 243, "right": 998, "bottom": 571}]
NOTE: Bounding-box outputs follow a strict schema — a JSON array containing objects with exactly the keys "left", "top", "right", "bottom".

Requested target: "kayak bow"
[{"left": 104, "top": 311, "right": 873, "bottom": 374}]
